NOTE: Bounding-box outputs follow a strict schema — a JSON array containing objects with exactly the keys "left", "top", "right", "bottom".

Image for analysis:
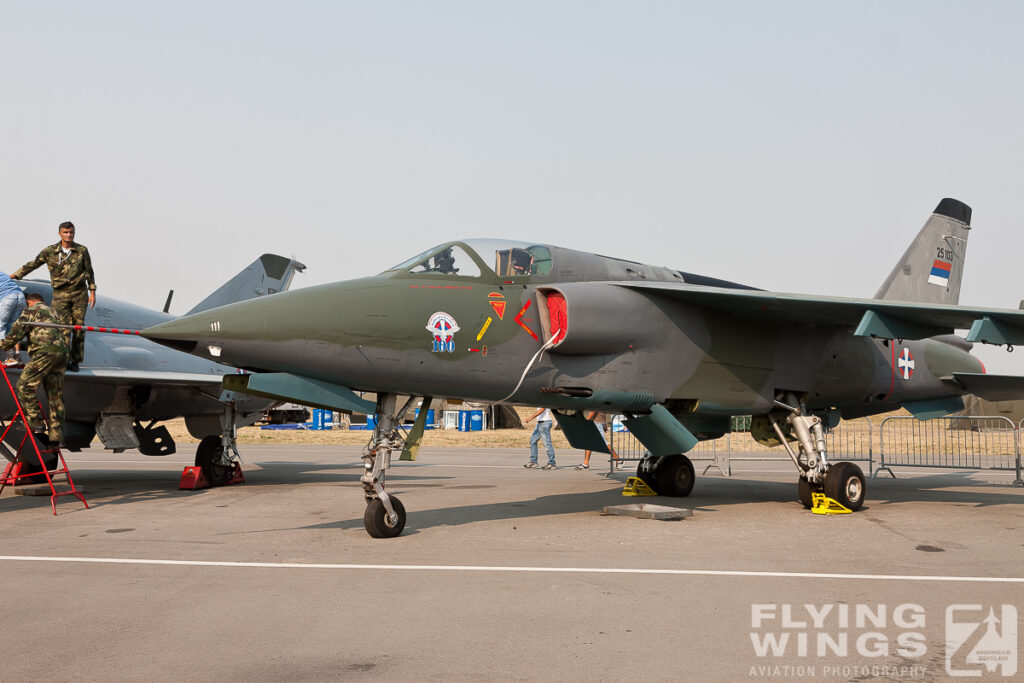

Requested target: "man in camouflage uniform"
[
  {"left": 11, "top": 221, "right": 97, "bottom": 372},
  {"left": 0, "top": 292, "right": 69, "bottom": 443}
]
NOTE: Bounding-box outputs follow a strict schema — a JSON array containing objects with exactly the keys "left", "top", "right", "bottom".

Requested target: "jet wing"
[
  {"left": 70, "top": 369, "right": 224, "bottom": 386},
  {"left": 613, "top": 282, "right": 1024, "bottom": 343},
  {"left": 950, "top": 373, "right": 1024, "bottom": 402}
]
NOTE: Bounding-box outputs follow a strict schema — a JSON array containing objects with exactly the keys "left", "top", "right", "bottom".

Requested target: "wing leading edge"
[{"left": 613, "top": 281, "right": 1024, "bottom": 344}]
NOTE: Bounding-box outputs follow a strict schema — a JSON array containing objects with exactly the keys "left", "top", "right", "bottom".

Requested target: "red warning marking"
[
  {"left": 487, "top": 292, "right": 507, "bottom": 319},
  {"left": 514, "top": 301, "right": 539, "bottom": 340}
]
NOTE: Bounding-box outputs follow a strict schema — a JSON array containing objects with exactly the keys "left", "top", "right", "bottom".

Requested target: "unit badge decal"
[
  {"left": 426, "top": 312, "right": 461, "bottom": 353},
  {"left": 487, "top": 292, "right": 507, "bottom": 320}
]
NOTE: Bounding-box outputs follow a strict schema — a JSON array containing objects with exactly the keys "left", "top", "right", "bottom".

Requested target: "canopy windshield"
[{"left": 387, "top": 240, "right": 553, "bottom": 278}]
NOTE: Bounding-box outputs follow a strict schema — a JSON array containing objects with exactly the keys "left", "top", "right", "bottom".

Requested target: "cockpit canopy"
[{"left": 387, "top": 239, "right": 553, "bottom": 278}]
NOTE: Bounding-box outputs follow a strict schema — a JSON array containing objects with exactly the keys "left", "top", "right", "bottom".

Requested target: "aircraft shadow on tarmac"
[
  {"left": 0, "top": 463, "right": 455, "bottom": 513},
  {"left": 281, "top": 470, "right": 1022, "bottom": 534},
  {"left": 4, "top": 466, "right": 1017, "bottom": 520}
]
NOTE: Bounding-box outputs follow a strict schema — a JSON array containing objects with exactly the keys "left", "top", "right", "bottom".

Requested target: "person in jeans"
[
  {"left": 0, "top": 270, "right": 26, "bottom": 364},
  {"left": 575, "top": 411, "right": 622, "bottom": 470},
  {"left": 524, "top": 407, "right": 557, "bottom": 469}
]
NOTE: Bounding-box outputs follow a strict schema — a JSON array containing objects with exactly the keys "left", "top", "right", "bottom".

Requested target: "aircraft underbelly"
[{"left": 675, "top": 361, "right": 774, "bottom": 413}]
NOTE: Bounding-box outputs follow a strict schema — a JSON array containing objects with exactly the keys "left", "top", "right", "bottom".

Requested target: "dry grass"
[
  {"left": 161, "top": 407, "right": 1018, "bottom": 462},
  {"left": 162, "top": 409, "right": 888, "bottom": 452},
  {"left": 164, "top": 407, "right": 576, "bottom": 450}
]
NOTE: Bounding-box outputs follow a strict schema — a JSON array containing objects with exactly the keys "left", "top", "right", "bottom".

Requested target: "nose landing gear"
[{"left": 360, "top": 393, "right": 413, "bottom": 538}]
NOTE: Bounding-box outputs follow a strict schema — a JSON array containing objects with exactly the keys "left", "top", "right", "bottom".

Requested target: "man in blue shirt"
[{"left": 0, "top": 271, "right": 26, "bottom": 364}]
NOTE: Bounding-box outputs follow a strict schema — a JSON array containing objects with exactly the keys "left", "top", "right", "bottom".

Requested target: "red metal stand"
[{"left": 0, "top": 364, "right": 88, "bottom": 514}]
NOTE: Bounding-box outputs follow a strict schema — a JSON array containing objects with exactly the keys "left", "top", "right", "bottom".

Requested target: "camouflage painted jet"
[
  {"left": 142, "top": 198, "right": 1024, "bottom": 537},
  {"left": 1, "top": 254, "right": 304, "bottom": 484}
]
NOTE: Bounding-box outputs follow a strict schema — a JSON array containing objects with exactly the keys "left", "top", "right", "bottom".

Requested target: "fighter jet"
[
  {"left": 1, "top": 254, "right": 305, "bottom": 484},
  {"left": 142, "top": 198, "right": 1024, "bottom": 537}
]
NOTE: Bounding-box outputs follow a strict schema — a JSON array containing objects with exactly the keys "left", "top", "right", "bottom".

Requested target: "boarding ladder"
[{"left": 0, "top": 363, "right": 88, "bottom": 514}]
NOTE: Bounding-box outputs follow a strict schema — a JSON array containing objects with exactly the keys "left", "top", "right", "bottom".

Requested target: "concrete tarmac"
[{"left": 1, "top": 445, "right": 1022, "bottom": 681}]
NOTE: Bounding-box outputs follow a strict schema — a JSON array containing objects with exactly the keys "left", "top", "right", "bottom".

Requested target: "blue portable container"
[
  {"left": 413, "top": 408, "right": 436, "bottom": 429},
  {"left": 457, "top": 410, "right": 470, "bottom": 432},
  {"left": 310, "top": 409, "right": 331, "bottom": 430},
  {"left": 469, "top": 410, "right": 483, "bottom": 431}
]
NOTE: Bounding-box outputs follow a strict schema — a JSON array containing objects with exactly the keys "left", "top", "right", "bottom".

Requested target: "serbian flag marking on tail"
[{"left": 927, "top": 259, "right": 952, "bottom": 287}]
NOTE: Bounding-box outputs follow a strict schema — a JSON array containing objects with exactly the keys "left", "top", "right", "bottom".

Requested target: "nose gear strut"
[{"left": 361, "top": 393, "right": 414, "bottom": 537}]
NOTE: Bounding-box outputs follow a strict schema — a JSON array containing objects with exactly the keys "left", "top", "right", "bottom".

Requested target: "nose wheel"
[{"left": 364, "top": 496, "right": 406, "bottom": 538}]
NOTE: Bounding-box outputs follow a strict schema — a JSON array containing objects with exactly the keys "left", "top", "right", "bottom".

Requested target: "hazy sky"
[{"left": 4, "top": 2, "right": 1024, "bottom": 372}]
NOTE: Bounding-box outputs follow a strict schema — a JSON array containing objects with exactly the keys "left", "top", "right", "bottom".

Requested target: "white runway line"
[{"left": 0, "top": 555, "right": 1021, "bottom": 583}]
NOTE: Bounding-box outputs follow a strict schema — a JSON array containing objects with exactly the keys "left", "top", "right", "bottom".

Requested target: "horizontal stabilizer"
[
  {"left": 951, "top": 373, "right": 1024, "bottom": 402},
  {"left": 222, "top": 372, "right": 375, "bottom": 414},
  {"left": 552, "top": 411, "right": 611, "bottom": 453},
  {"left": 902, "top": 397, "right": 965, "bottom": 420}
]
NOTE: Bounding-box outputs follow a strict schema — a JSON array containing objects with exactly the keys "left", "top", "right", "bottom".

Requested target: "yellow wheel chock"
[
  {"left": 622, "top": 477, "right": 657, "bottom": 497},
  {"left": 811, "top": 492, "right": 852, "bottom": 515}
]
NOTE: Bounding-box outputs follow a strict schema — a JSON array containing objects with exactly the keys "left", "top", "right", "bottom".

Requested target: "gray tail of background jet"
[
  {"left": 873, "top": 198, "right": 972, "bottom": 305},
  {"left": 186, "top": 254, "right": 306, "bottom": 315}
]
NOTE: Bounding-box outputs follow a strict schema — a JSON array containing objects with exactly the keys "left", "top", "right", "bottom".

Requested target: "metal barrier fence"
[
  {"left": 877, "top": 416, "right": 1022, "bottom": 484},
  {"left": 605, "top": 414, "right": 1024, "bottom": 486},
  {"left": 605, "top": 416, "right": 874, "bottom": 477}
]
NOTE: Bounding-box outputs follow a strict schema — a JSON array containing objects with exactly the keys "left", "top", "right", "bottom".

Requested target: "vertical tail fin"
[
  {"left": 186, "top": 254, "right": 306, "bottom": 315},
  {"left": 873, "top": 198, "right": 972, "bottom": 304}
]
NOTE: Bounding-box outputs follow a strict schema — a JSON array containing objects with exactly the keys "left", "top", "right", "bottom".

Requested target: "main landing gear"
[
  {"left": 636, "top": 452, "right": 696, "bottom": 497},
  {"left": 194, "top": 400, "right": 241, "bottom": 486},
  {"left": 767, "top": 394, "right": 866, "bottom": 511},
  {"left": 361, "top": 392, "right": 413, "bottom": 538}
]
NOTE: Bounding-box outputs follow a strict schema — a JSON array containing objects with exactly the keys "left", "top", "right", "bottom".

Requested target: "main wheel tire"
[
  {"left": 195, "top": 435, "right": 233, "bottom": 486},
  {"left": 656, "top": 454, "right": 695, "bottom": 497},
  {"left": 364, "top": 496, "right": 407, "bottom": 538},
  {"left": 797, "top": 476, "right": 814, "bottom": 509},
  {"left": 636, "top": 454, "right": 660, "bottom": 494},
  {"left": 823, "top": 462, "right": 866, "bottom": 511}
]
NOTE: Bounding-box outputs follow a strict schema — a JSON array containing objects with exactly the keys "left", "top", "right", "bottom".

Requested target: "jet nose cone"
[
  {"left": 142, "top": 289, "right": 308, "bottom": 370},
  {"left": 142, "top": 312, "right": 216, "bottom": 354}
]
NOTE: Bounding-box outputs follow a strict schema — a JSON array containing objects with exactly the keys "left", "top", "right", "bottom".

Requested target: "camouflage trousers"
[
  {"left": 52, "top": 290, "right": 88, "bottom": 364},
  {"left": 16, "top": 350, "right": 67, "bottom": 442}
]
